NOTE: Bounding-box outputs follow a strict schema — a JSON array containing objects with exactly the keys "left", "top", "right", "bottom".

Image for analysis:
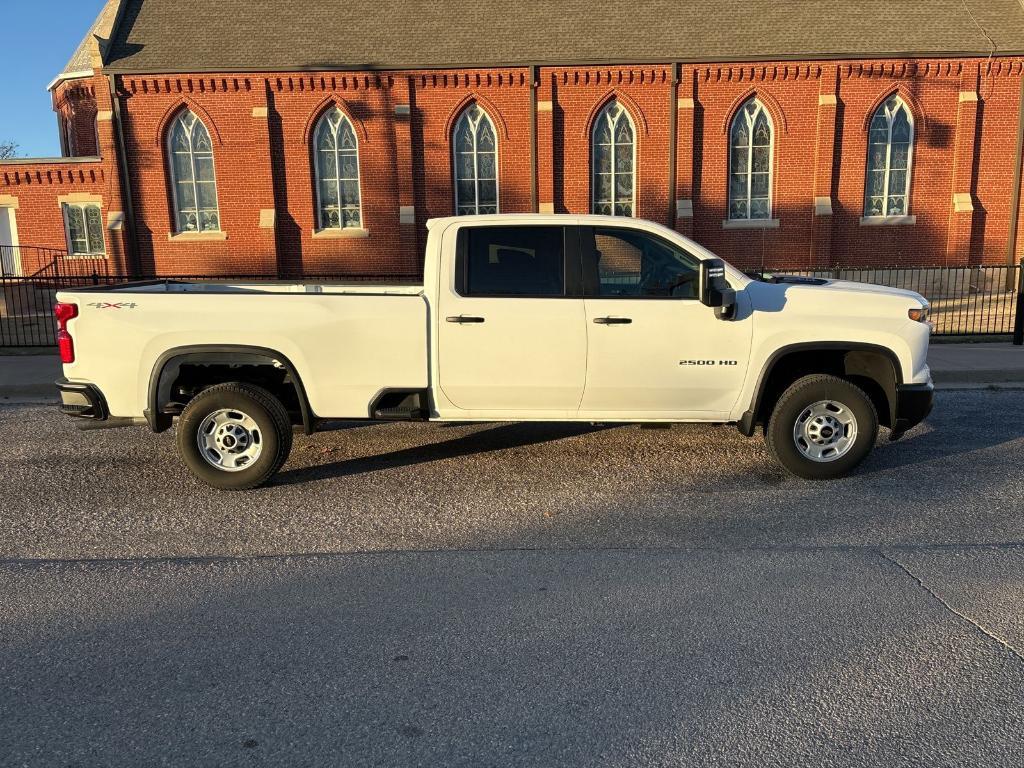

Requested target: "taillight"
[{"left": 55, "top": 302, "right": 78, "bottom": 363}]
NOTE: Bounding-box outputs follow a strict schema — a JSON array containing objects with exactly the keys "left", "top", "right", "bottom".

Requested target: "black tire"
[
  {"left": 175, "top": 382, "right": 293, "bottom": 490},
  {"left": 766, "top": 374, "right": 878, "bottom": 480}
]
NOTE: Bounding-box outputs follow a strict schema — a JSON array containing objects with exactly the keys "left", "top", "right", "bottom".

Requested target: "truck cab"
[
  {"left": 55, "top": 214, "right": 934, "bottom": 489},
  {"left": 429, "top": 216, "right": 748, "bottom": 420}
]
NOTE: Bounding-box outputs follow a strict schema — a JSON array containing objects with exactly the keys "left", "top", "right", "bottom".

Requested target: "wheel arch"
[
  {"left": 146, "top": 344, "right": 315, "bottom": 435},
  {"left": 738, "top": 342, "right": 902, "bottom": 435}
]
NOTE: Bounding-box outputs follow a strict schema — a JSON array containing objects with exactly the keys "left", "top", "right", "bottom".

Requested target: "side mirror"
[{"left": 699, "top": 259, "right": 737, "bottom": 320}]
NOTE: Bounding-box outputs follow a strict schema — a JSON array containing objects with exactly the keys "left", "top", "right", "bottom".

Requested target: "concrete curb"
[
  {"left": 934, "top": 383, "right": 1024, "bottom": 391},
  {"left": 932, "top": 370, "right": 1024, "bottom": 385},
  {"left": 0, "top": 354, "right": 61, "bottom": 404},
  {"left": 0, "top": 395, "right": 58, "bottom": 405}
]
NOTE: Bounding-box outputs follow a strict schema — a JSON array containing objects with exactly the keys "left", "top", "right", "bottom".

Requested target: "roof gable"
[{"left": 57, "top": 0, "right": 122, "bottom": 80}]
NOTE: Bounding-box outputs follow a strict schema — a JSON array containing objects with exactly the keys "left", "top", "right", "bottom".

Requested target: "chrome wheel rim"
[
  {"left": 792, "top": 400, "right": 858, "bottom": 463},
  {"left": 196, "top": 409, "right": 262, "bottom": 472}
]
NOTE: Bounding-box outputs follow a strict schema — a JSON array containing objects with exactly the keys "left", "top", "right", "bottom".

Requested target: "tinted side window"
[
  {"left": 464, "top": 226, "right": 565, "bottom": 297},
  {"left": 591, "top": 228, "right": 700, "bottom": 299}
]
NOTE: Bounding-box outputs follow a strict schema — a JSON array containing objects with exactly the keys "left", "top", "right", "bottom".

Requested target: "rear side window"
[{"left": 461, "top": 226, "right": 565, "bottom": 297}]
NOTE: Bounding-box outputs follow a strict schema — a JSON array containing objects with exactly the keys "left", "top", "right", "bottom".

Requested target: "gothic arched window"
[
  {"left": 728, "top": 99, "right": 773, "bottom": 220},
  {"left": 591, "top": 100, "right": 635, "bottom": 216},
  {"left": 864, "top": 96, "right": 914, "bottom": 218},
  {"left": 167, "top": 110, "right": 221, "bottom": 233},
  {"left": 452, "top": 105, "right": 498, "bottom": 215},
  {"left": 314, "top": 107, "right": 363, "bottom": 229}
]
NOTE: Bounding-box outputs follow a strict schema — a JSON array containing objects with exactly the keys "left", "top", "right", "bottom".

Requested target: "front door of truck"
[
  {"left": 578, "top": 225, "right": 751, "bottom": 417},
  {"left": 437, "top": 224, "right": 586, "bottom": 413}
]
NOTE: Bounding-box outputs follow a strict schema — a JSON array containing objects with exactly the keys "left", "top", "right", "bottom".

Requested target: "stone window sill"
[
  {"left": 859, "top": 215, "right": 916, "bottom": 226},
  {"left": 168, "top": 231, "right": 228, "bottom": 242},
  {"left": 722, "top": 218, "right": 780, "bottom": 230},
  {"left": 312, "top": 227, "right": 370, "bottom": 239}
]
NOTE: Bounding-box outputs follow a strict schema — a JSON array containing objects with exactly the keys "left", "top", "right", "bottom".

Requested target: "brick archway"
[
  {"left": 443, "top": 93, "right": 511, "bottom": 141},
  {"left": 302, "top": 96, "right": 371, "bottom": 147},
  {"left": 154, "top": 100, "right": 223, "bottom": 147},
  {"left": 721, "top": 88, "right": 788, "bottom": 135},
  {"left": 862, "top": 86, "right": 928, "bottom": 134},
  {"left": 583, "top": 90, "right": 649, "bottom": 138}
]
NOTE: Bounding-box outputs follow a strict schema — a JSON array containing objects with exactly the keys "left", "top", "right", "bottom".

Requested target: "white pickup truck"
[{"left": 55, "top": 214, "right": 933, "bottom": 489}]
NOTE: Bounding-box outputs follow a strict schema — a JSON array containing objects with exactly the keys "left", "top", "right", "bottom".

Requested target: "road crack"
[{"left": 880, "top": 549, "right": 1024, "bottom": 664}]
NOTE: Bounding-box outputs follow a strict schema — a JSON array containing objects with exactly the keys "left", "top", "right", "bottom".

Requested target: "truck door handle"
[
  {"left": 593, "top": 316, "right": 632, "bottom": 325},
  {"left": 446, "top": 315, "right": 486, "bottom": 324}
]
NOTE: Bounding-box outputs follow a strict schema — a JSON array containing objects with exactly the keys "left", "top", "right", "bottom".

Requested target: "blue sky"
[{"left": 1, "top": 1, "right": 106, "bottom": 158}]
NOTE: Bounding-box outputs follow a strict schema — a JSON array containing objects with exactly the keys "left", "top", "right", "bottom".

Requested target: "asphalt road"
[{"left": 1, "top": 391, "right": 1023, "bottom": 766}]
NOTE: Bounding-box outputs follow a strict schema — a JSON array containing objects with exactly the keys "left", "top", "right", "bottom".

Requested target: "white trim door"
[{"left": 0, "top": 206, "right": 21, "bottom": 276}]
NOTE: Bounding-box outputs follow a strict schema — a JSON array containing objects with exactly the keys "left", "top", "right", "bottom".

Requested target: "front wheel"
[
  {"left": 766, "top": 374, "right": 878, "bottom": 480},
  {"left": 176, "top": 382, "right": 293, "bottom": 490}
]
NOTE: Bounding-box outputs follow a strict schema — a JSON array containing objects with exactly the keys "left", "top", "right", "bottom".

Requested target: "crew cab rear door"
[
  {"left": 436, "top": 223, "right": 586, "bottom": 413},
  {"left": 578, "top": 225, "right": 752, "bottom": 417}
]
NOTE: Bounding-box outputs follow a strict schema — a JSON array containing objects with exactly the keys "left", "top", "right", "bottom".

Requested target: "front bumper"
[
  {"left": 56, "top": 378, "right": 109, "bottom": 420},
  {"left": 891, "top": 380, "right": 934, "bottom": 436}
]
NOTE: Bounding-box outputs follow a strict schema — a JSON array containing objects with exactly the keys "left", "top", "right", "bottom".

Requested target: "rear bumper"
[
  {"left": 892, "top": 381, "right": 934, "bottom": 435},
  {"left": 56, "top": 378, "right": 109, "bottom": 420}
]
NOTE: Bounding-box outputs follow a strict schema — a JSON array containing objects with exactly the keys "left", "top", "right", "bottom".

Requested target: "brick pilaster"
[
  {"left": 675, "top": 66, "right": 696, "bottom": 237},
  {"left": 946, "top": 63, "right": 980, "bottom": 264},
  {"left": 250, "top": 82, "right": 279, "bottom": 274},
  {"left": 810, "top": 66, "right": 839, "bottom": 266},
  {"left": 536, "top": 71, "right": 555, "bottom": 213},
  {"left": 392, "top": 76, "right": 418, "bottom": 267},
  {"left": 90, "top": 69, "right": 133, "bottom": 275}
]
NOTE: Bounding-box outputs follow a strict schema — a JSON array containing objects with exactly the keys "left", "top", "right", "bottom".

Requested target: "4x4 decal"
[{"left": 87, "top": 302, "right": 137, "bottom": 309}]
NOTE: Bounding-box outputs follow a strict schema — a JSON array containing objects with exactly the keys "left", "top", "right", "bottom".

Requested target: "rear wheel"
[
  {"left": 766, "top": 374, "right": 878, "bottom": 480},
  {"left": 176, "top": 382, "right": 293, "bottom": 490}
]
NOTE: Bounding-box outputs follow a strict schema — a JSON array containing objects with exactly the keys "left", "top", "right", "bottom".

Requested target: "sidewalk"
[
  {"left": 1, "top": 342, "right": 1022, "bottom": 403},
  {"left": 926, "top": 342, "right": 1024, "bottom": 386},
  {"left": 0, "top": 352, "right": 61, "bottom": 402}
]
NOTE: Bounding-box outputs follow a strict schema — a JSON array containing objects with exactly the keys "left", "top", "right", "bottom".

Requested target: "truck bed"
[{"left": 56, "top": 280, "right": 429, "bottom": 421}]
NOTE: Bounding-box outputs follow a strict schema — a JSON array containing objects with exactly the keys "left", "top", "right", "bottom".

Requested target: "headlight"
[{"left": 908, "top": 305, "right": 929, "bottom": 323}]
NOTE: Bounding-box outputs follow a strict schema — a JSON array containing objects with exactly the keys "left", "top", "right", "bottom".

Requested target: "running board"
[{"left": 370, "top": 389, "right": 429, "bottom": 421}]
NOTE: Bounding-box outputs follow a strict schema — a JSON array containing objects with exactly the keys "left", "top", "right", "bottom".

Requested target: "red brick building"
[{"left": 2, "top": 0, "right": 1024, "bottom": 278}]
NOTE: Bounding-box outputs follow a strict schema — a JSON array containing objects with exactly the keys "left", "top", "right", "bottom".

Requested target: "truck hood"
[
  {"left": 756, "top": 275, "right": 927, "bottom": 305},
  {"left": 743, "top": 276, "right": 928, "bottom": 320},
  {"left": 818, "top": 279, "right": 927, "bottom": 304}
]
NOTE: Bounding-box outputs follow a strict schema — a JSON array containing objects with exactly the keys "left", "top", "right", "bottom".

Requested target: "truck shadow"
[
  {"left": 275, "top": 422, "right": 617, "bottom": 485},
  {"left": 856, "top": 390, "right": 1015, "bottom": 476},
  {"left": 275, "top": 391, "right": 1015, "bottom": 489}
]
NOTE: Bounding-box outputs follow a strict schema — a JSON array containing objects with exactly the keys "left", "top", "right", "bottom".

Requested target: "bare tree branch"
[{"left": 0, "top": 141, "right": 20, "bottom": 160}]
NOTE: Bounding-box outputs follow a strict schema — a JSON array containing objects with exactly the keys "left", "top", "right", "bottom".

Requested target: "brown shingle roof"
[{"left": 99, "top": 0, "right": 1024, "bottom": 74}]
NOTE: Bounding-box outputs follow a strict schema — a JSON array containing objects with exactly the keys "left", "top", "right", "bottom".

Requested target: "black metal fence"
[
  {"left": 1, "top": 263, "right": 1021, "bottom": 347},
  {"left": 747, "top": 263, "right": 1023, "bottom": 338},
  {"left": 0, "top": 245, "right": 85, "bottom": 278}
]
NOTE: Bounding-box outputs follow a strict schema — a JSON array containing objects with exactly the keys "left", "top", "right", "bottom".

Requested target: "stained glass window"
[
  {"left": 63, "top": 203, "right": 105, "bottom": 255},
  {"left": 591, "top": 100, "right": 635, "bottom": 217},
  {"left": 168, "top": 111, "right": 221, "bottom": 233},
  {"left": 864, "top": 97, "right": 913, "bottom": 218},
  {"left": 452, "top": 105, "right": 498, "bottom": 215},
  {"left": 729, "top": 99, "right": 773, "bottom": 220},
  {"left": 315, "top": 108, "right": 363, "bottom": 229}
]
